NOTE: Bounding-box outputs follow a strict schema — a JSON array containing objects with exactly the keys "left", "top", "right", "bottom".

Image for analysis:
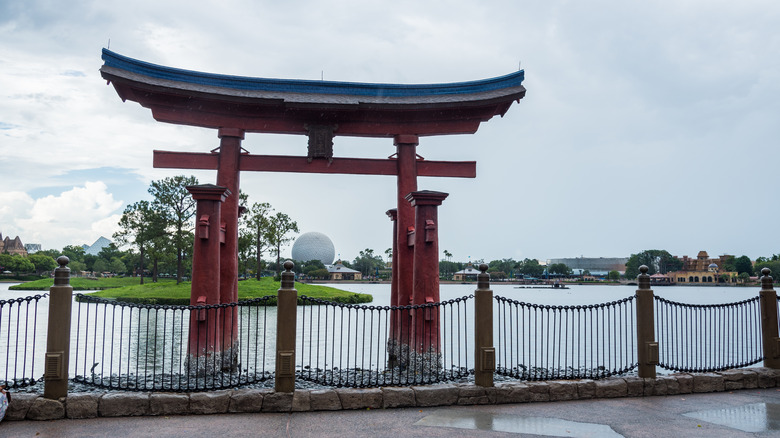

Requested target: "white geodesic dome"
[{"left": 290, "top": 232, "right": 336, "bottom": 265}]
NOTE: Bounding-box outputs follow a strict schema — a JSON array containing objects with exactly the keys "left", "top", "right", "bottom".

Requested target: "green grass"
[
  {"left": 9, "top": 277, "right": 176, "bottom": 291},
  {"left": 11, "top": 276, "right": 372, "bottom": 305}
]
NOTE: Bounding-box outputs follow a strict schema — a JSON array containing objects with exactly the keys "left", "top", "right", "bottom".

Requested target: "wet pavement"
[{"left": 3, "top": 388, "right": 780, "bottom": 437}]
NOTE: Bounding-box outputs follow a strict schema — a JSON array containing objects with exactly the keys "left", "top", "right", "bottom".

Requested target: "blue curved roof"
[{"left": 101, "top": 49, "right": 524, "bottom": 98}]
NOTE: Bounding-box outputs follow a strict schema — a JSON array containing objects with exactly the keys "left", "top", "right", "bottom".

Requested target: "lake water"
[{"left": 320, "top": 281, "right": 762, "bottom": 307}]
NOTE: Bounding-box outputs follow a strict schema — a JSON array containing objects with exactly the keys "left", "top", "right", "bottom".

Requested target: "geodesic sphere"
[{"left": 291, "top": 232, "right": 335, "bottom": 265}]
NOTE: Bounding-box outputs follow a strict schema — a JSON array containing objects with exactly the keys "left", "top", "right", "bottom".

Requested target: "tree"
[
  {"left": 149, "top": 175, "right": 199, "bottom": 284},
  {"left": 83, "top": 253, "right": 98, "bottom": 272},
  {"left": 299, "top": 259, "right": 326, "bottom": 275},
  {"left": 607, "top": 270, "right": 621, "bottom": 281},
  {"left": 145, "top": 231, "right": 173, "bottom": 282},
  {"left": 754, "top": 259, "right": 780, "bottom": 281},
  {"left": 113, "top": 200, "right": 166, "bottom": 285},
  {"left": 92, "top": 258, "right": 109, "bottom": 274},
  {"left": 70, "top": 260, "right": 87, "bottom": 275},
  {"left": 439, "top": 260, "right": 463, "bottom": 279},
  {"left": 353, "top": 248, "right": 384, "bottom": 277},
  {"left": 110, "top": 257, "right": 127, "bottom": 275},
  {"left": 733, "top": 255, "right": 754, "bottom": 276},
  {"left": 0, "top": 255, "right": 35, "bottom": 275},
  {"left": 61, "top": 245, "right": 86, "bottom": 264},
  {"left": 443, "top": 250, "right": 453, "bottom": 262},
  {"left": 242, "top": 202, "right": 273, "bottom": 280},
  {"left": 489, "top": 270, "right": 507, "bottom": 280},
  {"left": 488, "top": 259, "right": 518, "bottom": 277},
  {"left": 722, "top": 255, "right": 737, "bottom": 272},
  {"left": 624, "top": 250, "right": 682, "bottom": 279},
  {"left": 548, "top": 263, "right": 571, "bottom": 276},
  {"left": 97, "top": 243, "right": 123, "bottom": 263},
  {"left": 28, "top": 254, "right": 57, "bottom": 275},
  {"left": 0, "top": 254, "right": 14, "bottom": 272},
  {"left": 384, "top": 248, "right": 392, "bottom": 264},
  {"left": 518, "top": 258, "right": 544, "bottom": 278},
  {"left": 265, "top": 211, "right": 299, "bottom": 278},
  {"left": 309, "top": 268, "right": 330, "bottom": 279}
]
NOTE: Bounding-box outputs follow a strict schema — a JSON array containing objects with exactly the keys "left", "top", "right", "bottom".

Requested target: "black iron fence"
[
  {"left": 296, "top": 295, "right": 472, "bottom": 387},
  {"left": 71, "top": 294, "right": 276, "bottom": 391},
  {"left": 494, "top": 296, "right": 637, "bottom": 380},
  {"left": 0, "top": 293, "right": 47, "bottom": 388},
  {"left": 5, "top": 266, "right": 780, "bottom": 394},
  {"left": 655, "top": 295, "right": 762, "bottom": 372}
]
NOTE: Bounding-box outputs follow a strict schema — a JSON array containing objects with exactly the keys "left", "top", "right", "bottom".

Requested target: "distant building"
[
  {"left": 25, "top": 243, "right": 42, "bottom": 254},
  {"left": 453, "top": 263, "right": 481, "bottom": 281},
  {"left": 326, "top": 261, "right": 362, "bottom": 280},
  {"left": 677, "top": 251, "right": 732, "bottom": 272},
  {"left": 650, "top": 273, "right": 672, "bottom": 285},
  {"left": 83, "top": 236, "right": 113, "bottom": 256},
  {"left": 547, "top": 257, "right": 628, "bottom": 275},
  {"left": 0, "top": 233, "right": 28, "bottom": 256},
  {"left": 666, "top": 251, "right": 739, "bottom": 284}
]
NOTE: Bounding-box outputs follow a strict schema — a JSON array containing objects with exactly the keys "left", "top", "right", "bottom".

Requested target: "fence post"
[
  {"left": 635, "top": 265, "right": 657, "bottom": 378},
  {"left": 759, "top": 268, "right": 780, "bottom": 369},
  {"left": 474, "top": 263, "right": 495, "bottom": 387},
  {"left": 43, "top": 256, "right": 73, "bottom": 399},
  {"left": 275, "top": 260, "right": 297, "bottom": 392}
]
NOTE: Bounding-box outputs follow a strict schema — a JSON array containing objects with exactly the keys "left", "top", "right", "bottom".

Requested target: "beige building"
[
  {"left": 667, "top": 251, "right": 739, "bottom": 284},
  {"left": 453, "top": 263, "right": 481, "bottom": 281},
  {"left": 327, "top": 261, "right": 362, "bottom": 281},
  {"left": 0, "top": 233, "right": 28, "bottom": 256}
]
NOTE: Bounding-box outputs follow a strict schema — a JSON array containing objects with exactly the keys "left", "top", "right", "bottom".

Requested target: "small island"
[{"left": 11, "top": 277, "right": 372, "bottom": 305}]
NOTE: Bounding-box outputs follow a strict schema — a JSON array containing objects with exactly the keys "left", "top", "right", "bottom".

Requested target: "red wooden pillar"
[
  {"left": 386, "top": 208, "right": 400, "bottom": 366},
  {"left": 187, "top": 184, "right": 230, "bottom": 369},
  {"left": 216, "top": 128, "right": 243, "bottom": 363},
  {"left": 387, "top": 208, "right": 399, "bottom": 305},
  {"left": 406, "top": 190, "right": 448, "bottom": 356},
  {"left": 394, "top": 136, "right": 417, "bottom": 299},
  {"left": 395, "top": 135, "right": 418, "bottom": 367}
]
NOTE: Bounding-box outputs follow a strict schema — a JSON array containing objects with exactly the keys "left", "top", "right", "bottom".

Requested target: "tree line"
[
  {"left": 7, "top": 181, "right": 780, "bottom": 286},
  {"left": 114, "top": 176, "right": 301, "bottom": 283}
]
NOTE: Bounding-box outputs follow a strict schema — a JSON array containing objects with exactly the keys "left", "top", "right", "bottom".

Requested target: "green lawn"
[
  {"left": 11, "top": 276, "right": 372, "bottom": 305},
  {"left": 9, "top": 277, "right": 177, "bottom": 291}
]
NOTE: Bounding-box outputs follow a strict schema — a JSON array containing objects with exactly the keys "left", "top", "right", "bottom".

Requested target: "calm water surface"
[{"left": 320, "top": 282, "right": 762, "bottom": 307}]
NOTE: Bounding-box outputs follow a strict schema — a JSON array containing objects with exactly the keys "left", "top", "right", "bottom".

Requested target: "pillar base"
[
  {"left": 185, "top": 342, "right": 240, "bottom": 376},
  {"left": 388, "top": 341, "right": 443, "bottom": 376}
]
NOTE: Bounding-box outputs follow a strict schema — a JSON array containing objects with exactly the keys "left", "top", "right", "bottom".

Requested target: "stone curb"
[{"left": 8, "top": 368, "right": 780, "bottom": 420}]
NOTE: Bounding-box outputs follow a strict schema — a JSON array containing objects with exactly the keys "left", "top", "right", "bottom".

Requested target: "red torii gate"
[{"left": 100, "top": 49, "right": 525, "bottom": 368}]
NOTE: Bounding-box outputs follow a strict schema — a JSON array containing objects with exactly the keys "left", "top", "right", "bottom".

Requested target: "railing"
[
  {"left": 654, "top": 296, "right": 762, "bottom": 372},
  {"left": 4, "top": 261, "right": 780, "bottom": 398},
  {"left": 494, "top": 296, "right": 637, "bottom": 380},
  {"left": 296, "top": 296, "right": 472, "bottom": 387},
  {"left": 0, "top": 293, "right": 47, "bottom": 388},
  {"left": 72, "top": 294, "right": 276, "bottom": 392}
]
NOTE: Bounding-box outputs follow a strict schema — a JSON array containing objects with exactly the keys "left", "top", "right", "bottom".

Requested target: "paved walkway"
[{"left": 3, "top": 388, "right": 780, "bottom": 437}]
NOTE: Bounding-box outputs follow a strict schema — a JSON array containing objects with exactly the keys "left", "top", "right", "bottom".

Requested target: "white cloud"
[
  {"left": 4, "top": 182, "right": 124, "bottom": 250},
  {"left": 0, "top": 192, "right": 35, "bottom": 239}
]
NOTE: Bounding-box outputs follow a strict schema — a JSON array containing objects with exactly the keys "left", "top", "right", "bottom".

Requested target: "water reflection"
[
  {"left": 415, "top": 410, "right": 624, "bottom": 437},
  {"left": 684, "top": 403, "right": 780, "bottom": 433},
  {"left": 71, "top": 299, "right": 278, "bottom": 389}
]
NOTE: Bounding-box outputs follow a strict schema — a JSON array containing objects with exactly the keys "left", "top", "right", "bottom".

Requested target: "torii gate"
[{"left": 99, "top": 49, "right": 525, "bottom": 368}]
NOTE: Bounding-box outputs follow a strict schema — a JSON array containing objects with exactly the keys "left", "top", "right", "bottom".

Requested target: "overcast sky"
[{"left": 1, "top": 1, "right": 779, "bottom": 263}]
